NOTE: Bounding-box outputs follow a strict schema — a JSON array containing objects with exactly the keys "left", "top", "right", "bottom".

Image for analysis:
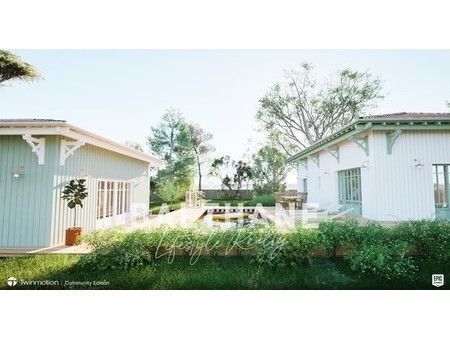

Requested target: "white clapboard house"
[{"left": 287, "top": 113, "right": 450, "bottom": 221}]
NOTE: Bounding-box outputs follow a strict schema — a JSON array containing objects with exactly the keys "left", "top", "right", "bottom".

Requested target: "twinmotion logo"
[{"left": 7, "top": 277, "right": 17, "bottom": 287}]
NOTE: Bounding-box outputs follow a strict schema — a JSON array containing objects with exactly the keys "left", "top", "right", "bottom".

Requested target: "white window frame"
[{"left": 96, "top": 179, "right": 133, "bottom": 228}]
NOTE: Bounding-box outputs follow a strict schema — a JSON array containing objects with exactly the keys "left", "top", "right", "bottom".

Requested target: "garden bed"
[{"left": 2, "top": 219, "right": 448, "bottom": 290}]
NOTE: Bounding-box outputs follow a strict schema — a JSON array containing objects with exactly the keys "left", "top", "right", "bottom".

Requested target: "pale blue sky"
[{"left": 1, "top": 50, "right": 449, "bottom": 186}]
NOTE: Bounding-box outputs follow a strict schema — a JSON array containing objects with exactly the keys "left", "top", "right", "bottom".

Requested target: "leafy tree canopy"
[
  {"left": 256, "top": 62, "right": 384, "bottom": 156},
  {"left": 0, "top": 50, "right": 41, "bottom": 86},
  {"left": 252, "top": 145, "right": 288, "bottom": 195},
  {"left": 210, "top": 156, "right": 252, "bottom": 199},
  {"left": 147, "top": 108, "right": 195, "bottom": 191}
]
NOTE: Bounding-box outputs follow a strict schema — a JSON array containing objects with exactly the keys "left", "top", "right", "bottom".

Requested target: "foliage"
[
  {"left": 76, "top": 219, "right": 450, "bottom": 280},
  {"left": 79, "top": 228, "right": 124, "bottom": 249},
  {"left": 318, "top": 220, "right": 359, "bottom": 259},
  {"left": 256, "top": 62, "right": 384, "bottom": 156},
  {"left": 347, "top": 242, "right": 417, "bottom": 280},
  {"left": 392, "top": 220, "right": 450, "bottom": 262},
  {"left": 156, "top": 180, "right": 182, "bottom": 209},
  {"left": 124, "top": 141, "right": 144, "bottom": 152},
  {"left": 0, "top": 50, "right": 41, "bottom": 86},
  {"left": 210, "top": 156, "right": 252, "bottom": 199},
  {"left": 147, "top": 108, "right": 195, "bottom": 191},
  {"left": 188, "top": 123, "right": 215, "bottom": 190},
  {"left": 251, "top": 145, "right": 288, "bottom": 195},
  {"left": 79, "top": 229, "right": 157, "bottom": 270},
  {"left": 353, "top": 222, "right": 393, "bottom": 247},
  {"left": 245, "top": 195, "right": 276, "bottom": 206},
  {"left": 252, "top": 230, "right": 292, "bottom": 268},
  {"left": 4, "top": 254, "right": 450, "bottom": 290},
  {"left": 61, "top": 179, "right": 88, "bottom": 228},
  {"left": 163, "top": 227, "right": 205, "bottom": 257},
  {"left": 286, "top": 229, "right": 319, "bottom": 266},
  {"left": 14, "top": 219, "right": 450, "bottom": 288}
]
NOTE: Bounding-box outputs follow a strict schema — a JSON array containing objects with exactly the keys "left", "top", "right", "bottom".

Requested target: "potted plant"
[{"left": 62, "top": 178, "right": 88, "bottom": 245}]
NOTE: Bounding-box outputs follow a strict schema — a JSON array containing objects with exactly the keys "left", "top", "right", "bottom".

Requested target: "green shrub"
[
  {"left": 79, "top": 229, "right": 155, "bottom": 270},
  {"left": 286, "top": 229, "right": 319, "bottom": 266},
  {"left": 222, "top": 227, "right": 260, "bottom": 257},
  {"left": 79, "top": 228, "right": 124, "bottom": 248},
  {"left": 168, "top": 227, "right": 209, "bottom": 256},
  {"left": 352, "top": 222, "right": 401, "bottom": 248},
  {"left": 347, "top": 242, "right": 417, "bottom": 280},
  {"left": 318, "top": 220, "right": 359, "bottom": 259},
  {"left": 156, "top": 180, "right": 182, "bottom": 209},
  {"left": 203, "top": 230, "right": 226, "bottom": 257},
  {"left": 392, "top": 220, "right": 450, "bottom": 262},
  {"left": 252, "top": 230, "right": 292, "bottom": 268},
  {"left": 245, "top": 195, "right": 276, "bottom": 207}
]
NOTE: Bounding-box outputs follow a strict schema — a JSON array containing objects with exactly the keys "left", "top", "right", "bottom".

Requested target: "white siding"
[
  {"left": 297, "top": 131, "right": 373, "bottom": 214},
  {"left": 297, "top": 130, "right": 450, "bottom": 221},
  {"left": 371, "top": 130, "right": 450, "bottom": 221},
  {"left": 50, "top": 136, "right": 150, "bottom": 246}
]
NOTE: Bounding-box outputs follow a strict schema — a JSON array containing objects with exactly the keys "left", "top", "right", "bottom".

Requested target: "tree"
[
  {"left": 61, "top": 179, "right": 88, "bottom": 229},
  {"left": 256, "top": 63, "right": 384, "bottom": 156},
  {"left": 252, "top": 145, "right": 288, "bottom": 195},
  {"left": 125, "top": 141, "right": 144, "bottom": 152},
  {"left": 156, "top": 179, "right": 182, "bottom": 210},
  {"left": 209, "top": 156, "right": 252, "bottom": 199},
  {"left": 0, "top": 50, "right": 40, "bottom": 86},
  {"left": 188, "top": 123, "right": 215, "bottom": 191},
  {"left": 147, "top": 108, "right": 195, "bottom": 191}
]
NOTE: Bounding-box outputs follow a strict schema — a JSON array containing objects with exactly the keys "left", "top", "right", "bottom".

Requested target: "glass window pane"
[{"left": 434, "top": 165, "right": 448, "bottom": 208}]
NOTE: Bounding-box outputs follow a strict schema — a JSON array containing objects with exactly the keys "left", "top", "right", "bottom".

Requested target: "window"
[
  {"left": 124, "top": 182, "right": 131, "bottom": 213},
  {"left": 97, "top": 181, "right": 105, "bottom": 219},
  {"left": 96, "top": 180, "right": 132, "bottom": 220},
  {"left": 303, "top": 178, "right": 308, "bottom": 193},
  {"left": 338, "top": 168, "right": 362, "bottom": 216},
  {"left": 105, "top": 181, "right": 114, "bottom": 218},
  {"left": 433, "top": 165, "right": 449, "bottom": 208},
  {"left": 117, "top": 182, "right": 123, "bottom": 215}
]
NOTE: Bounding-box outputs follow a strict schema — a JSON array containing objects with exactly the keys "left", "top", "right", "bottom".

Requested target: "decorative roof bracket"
[
  {"left": 60, "top": 139, "right": 85, "bottom": 166},
  {"left": 325, "top": 146, "right": 340, "bottom": 163},
  {"left": 22, "top": 134, "right": 46, "bottom": 165},
  {"left": 386, "top": 129, "right": 402, "bottom": 155},
  {"left": 348, "top": 135, "right": 369, "bottom": 156},
  {"left": 299, "top": 159, "right": 308, "bottom": 170},
  {"left": 308, "top": 154, "right": 320, "bottom": 167}
]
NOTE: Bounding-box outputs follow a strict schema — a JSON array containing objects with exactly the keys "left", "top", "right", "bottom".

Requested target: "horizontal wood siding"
[{"left": 0, "top": 135, "right": 54, "bottom": 248}]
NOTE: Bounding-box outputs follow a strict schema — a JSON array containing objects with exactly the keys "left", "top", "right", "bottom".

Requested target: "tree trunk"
[{"left": 197, "top": 159, "right": 202, "bottom": 191}]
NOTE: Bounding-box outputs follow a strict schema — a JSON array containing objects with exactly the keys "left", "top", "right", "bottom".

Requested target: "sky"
[{"left": 1, "top": 49, "right": 449, "bottom": 187}]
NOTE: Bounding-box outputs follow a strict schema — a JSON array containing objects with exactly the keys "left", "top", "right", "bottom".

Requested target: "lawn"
[
  {"left": 149, "top": 200, "right": 182, "bottom": 215},
  {"left": 1, "top": 255, "right": 448, "bottom": 290}
]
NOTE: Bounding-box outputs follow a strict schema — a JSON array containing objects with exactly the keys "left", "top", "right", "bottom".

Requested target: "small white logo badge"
[
  {"left": 7, "top": 277, "right": 17, "bottom": 287},
  {"left": 432, "top": 274, "right": 444, "bottom": 288}
]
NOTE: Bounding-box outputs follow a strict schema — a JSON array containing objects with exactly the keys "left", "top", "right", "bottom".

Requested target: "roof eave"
[
  {"left": 0, "top": 122, "right": 165, "bottom": 166},
  {"left": 286, "top": 117, "right": 450, "bottom": 163}
]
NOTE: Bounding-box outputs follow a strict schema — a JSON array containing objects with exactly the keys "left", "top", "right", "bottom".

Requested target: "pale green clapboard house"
[{"left": 0, "top": 119, "right": 164, "bottom": 249}]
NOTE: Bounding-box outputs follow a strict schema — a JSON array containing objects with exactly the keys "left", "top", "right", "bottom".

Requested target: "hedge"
[{"left": 78, "top": 219, "right": 450, "bottom": 279}]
